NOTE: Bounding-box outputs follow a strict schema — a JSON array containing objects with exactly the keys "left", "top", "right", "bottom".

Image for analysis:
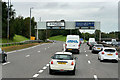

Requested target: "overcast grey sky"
[{"left": 3, "top": 0, "right": 119, "bottom": 33}]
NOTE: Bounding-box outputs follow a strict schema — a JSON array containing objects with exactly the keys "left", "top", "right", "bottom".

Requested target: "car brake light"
[
  {"left": 71, "top": 61, "right": 74, "bottom": 65},
  {"left": 51, "top": 61, "right": 53, "bottom": 64},
  {"left": 102, "top": 52, "right": 104, "bottom": 54},
  {"left": 116, "top": 52, "right": 118, "bottom": 55},
  {"left": 65, "top": 44, "right": 67, "bottom": 48},
  {"left": 94, "top": 47, "right": 96, "bottom": 48}
]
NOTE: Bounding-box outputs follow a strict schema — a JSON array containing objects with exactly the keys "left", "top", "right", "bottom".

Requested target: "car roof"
[
  {"left": 55, "top": 52, "right": 72, "bottom": 55},
  {"left": 103, "top": 47, "right": 116, "bottom": 50}
]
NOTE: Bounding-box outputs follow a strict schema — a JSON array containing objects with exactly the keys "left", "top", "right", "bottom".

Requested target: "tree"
[{"left": 2, "top": 2, "right": 16, "bottom": 40}]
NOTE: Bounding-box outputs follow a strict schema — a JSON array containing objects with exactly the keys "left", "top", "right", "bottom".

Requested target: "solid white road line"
[
  {"left": 88, "top": 60, "right": 91, "bottom": 64},
  {"left": 46, "top": 64, "right": 49, "bottom": 67},
  {"left": 2, "top": 62, "right": 10, "bottom": 66},
  {"left": 43, "top": 66, "right": 47, "bottom": 70},
  {"left": 26, "top": 55, "right": 30, "bottom": 57},
  {"left": 86, "top": 54, "right": 88, "bottom": 56},
  {"left": 33, "top": 74, "right": 39, "bottom": 78},
  {"left": 94, "top": 75, "right": 98, "bottom": 80},
  {"left": 39, "top": 70, "right": 44, "bottom": 73}
]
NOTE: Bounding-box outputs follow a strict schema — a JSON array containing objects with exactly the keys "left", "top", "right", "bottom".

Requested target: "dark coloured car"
[{"left": 89, "top": 42, "right": 97, "bottom": 50}]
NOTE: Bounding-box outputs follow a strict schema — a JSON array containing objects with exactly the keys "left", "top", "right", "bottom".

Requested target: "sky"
[{"left": 2, "top": 0, "right": 119, "bottom": 33}]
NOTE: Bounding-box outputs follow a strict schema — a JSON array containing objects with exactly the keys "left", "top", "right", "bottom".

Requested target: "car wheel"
[
  {"left": 100, "top": 58, "right": 104, "bottom": 62},
  {"left": 71, "top": 67, "right": 76, "bottom": 75},
  {"left": 98, "top": 57, "right": 100, "bottom": 60},
  {"left": 77, "top": 50, "right": 80, "bottom": 54},
  {"left": 49, "top": 67, "right": 53, "bottom": 75},
  {"left": 92, "top": 50, "right": 94, "bottom": 53},
  {"left": 2, "top": 56, "right": 7, "bottom": 63}
]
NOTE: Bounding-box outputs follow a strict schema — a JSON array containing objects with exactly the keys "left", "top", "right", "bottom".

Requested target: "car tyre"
[
  {"left": 49, "top": 67, "right": 54, "bottom": 75},
  {"left": 2, "top": 56, "right": 7, "bottom": 63},
  {"left": 98, "top": 57, "right": 100, "bottom": 60},
  {"left": 71, "top": 67, "right": 76, "bottom": 75}
]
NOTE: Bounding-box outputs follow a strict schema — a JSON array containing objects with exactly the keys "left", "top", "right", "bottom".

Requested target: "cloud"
[{"left": 10, "top": 2, "right": 118, "bottom": 32}]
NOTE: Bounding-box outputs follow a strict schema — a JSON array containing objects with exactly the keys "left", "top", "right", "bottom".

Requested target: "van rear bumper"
[{"left": 66, "top": 49, "right": 79, "bottom": 54}]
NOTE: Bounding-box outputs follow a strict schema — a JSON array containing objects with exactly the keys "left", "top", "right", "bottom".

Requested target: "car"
[
  {"left": 98, "top": 47, "right": 118, "bottom": 62},
  {"left": 49, "top": 52, "right": 77, "bottom": 75},
  {"left": 89, "top": 42, "right": 97, "bottom": 50},
  {"left": 92, "top": 44, "right": 104, "bottom": 53},
  {"left": 64, "top": 35, "right": 80, "bottom": 54},
  {"left": 0, "top": 48, "right": 7, "bottom": 63}
]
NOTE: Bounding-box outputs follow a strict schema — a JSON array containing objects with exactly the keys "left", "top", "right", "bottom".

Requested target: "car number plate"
[
  {"left": 97, "top": 48, "right": 100, "bottom": 49},
  {"left": 68, "top": 49, "right": 72, "bottom": 50},
  {"left": 107, "top": 54, "right": 113, "bottom": 56},
  {"left": 58, "top": 62, "right": 66, "bottom": 64}
]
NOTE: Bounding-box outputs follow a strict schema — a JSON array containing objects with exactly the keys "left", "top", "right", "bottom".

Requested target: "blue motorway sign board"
[
  {"left": 75, "top": 22, "right": 95, "bottom": 29},
  {"left": 80, "top": 38, "right": 83, "bottom": 41}
]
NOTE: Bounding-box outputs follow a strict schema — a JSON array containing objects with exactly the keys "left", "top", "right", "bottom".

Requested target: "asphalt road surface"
[{"left": 1, "top": 41, "right": 119, "bottom": 80}]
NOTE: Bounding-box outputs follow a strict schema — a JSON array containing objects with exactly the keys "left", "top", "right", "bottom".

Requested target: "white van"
[{"left": 64, "top": 35, "right": 80, "bottom": 54}]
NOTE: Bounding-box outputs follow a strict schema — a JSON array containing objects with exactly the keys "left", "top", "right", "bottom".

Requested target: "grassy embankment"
[
  {"left": 1, "top": 35, "right": 41, "bottom": 52},
  {"left": 49, "top": 35, "right": 66, "bottom": 42}
]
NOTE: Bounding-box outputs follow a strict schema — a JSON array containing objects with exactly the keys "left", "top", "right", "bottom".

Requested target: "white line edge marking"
[
  {"left": 2, "top": 62, "right": 10, "bottom": 65},
  {"left": 88, "top": 60, "right": 91, "bottom": 64},
  {"left": 6, "top": 43, "right": 48, "bottom": 54},
  {"left": 94, "top": 75, "right": 98, "bottom": 80},
  {"left": 43, "top": 66, "right": 47, "bottom": 70},
  {"left": 33, "top": 74, "right": 39, "bottom": 78},
  {"left": 86, "top": 54, "right": 88, "bottom": 56},
  {"left": 39, "top": 70, "right": 44, "bottom": 73},
  {"left": 46, "top": 64, "right": 49, "bottom": 67},
  {"left": 26, "top": 55, "right": 30, "bottom": 57}
]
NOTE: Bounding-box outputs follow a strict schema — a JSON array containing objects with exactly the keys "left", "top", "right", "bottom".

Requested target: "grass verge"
[
  {"left": 49, "top": 35, "right": 66, "bottom": 42},
  {"left": 1, "top": 35, "right": 29, "bottom": 43},
  {"left": 2, "top": 43, "right": 41, "bottom": 52}
]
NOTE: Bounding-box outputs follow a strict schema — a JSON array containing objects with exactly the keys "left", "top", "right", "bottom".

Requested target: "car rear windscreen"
[
  {"left": 53, "top": 54, "right": 73, "bottom": 60},
  {"left": 104, "top": 49, "right": 115, "bottom": 52},
  {"left": 67, "top": 40, "right": 78, "bottom": 43}
]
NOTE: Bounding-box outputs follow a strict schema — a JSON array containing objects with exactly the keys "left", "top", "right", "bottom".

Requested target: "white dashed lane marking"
[
  {"left": 43, "top": 66, "right": 47, "bottom": 70},
  {"left": 26, "top": 55, "right": 30, "bottom": 57},
  {"left": 33, "top": 74, "right": 39, "bottom": 78},
  {"left": 39, "top": 70, "right": 44, "bottom": 73},
  {"left": 86, "top": 54, "right": 88, "bottom": 56},
  {"left": 94, "top": 75, "right": 98, "bottom": 80},
  {"left": 38, "top": 51, "right": 40, "bottom": 53},
  {"left": 45, "top": 48, "right": 46, "bottom": 50},
  {"left": 2, "top": 62, "right": 11, "bottom": 66},
  {"left": 46, "top": 64, "right": 49, "bottom": 67},
  {"left": 88, "top": 60, "right": 91, "bottom": 64}
]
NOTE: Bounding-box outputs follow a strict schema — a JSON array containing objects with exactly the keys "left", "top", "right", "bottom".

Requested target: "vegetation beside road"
[
  {"left": 1, "top": 35, "right": 29, "bottom": 43},
  {"left": 1, "top": 42, "right": 52, "bottom": 52},
  {"left": 49, "top": 35, "right": 66, "bottom": 42}
]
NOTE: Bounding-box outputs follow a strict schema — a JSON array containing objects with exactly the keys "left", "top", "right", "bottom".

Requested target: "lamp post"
[
  {"left": 7, "top": 0, "right": 9, "bottom": 43},
  {"left": 30, "top": 7, "right": 34, "bottom": 40}
]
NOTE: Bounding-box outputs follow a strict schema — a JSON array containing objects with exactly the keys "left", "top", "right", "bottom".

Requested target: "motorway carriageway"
[{"left": 1, "top": 41, "right": 119, "bottom": 79}]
